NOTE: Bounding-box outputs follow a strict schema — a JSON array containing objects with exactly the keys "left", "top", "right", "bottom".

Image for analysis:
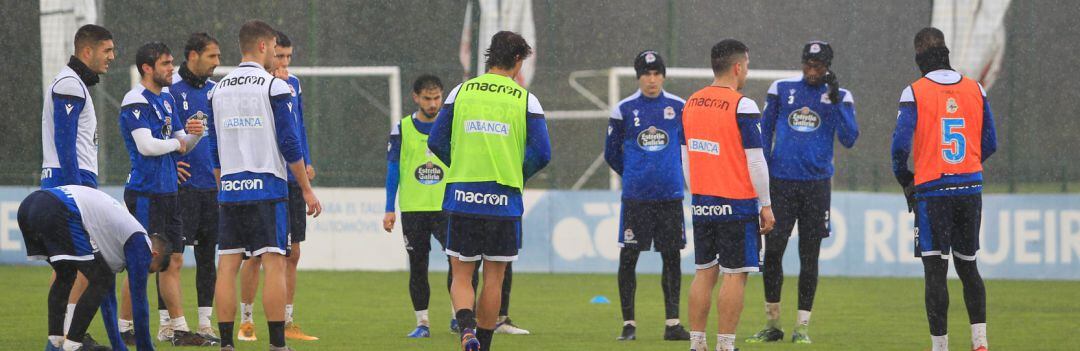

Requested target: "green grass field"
[{"left": 1, "top": 265, "right": 1076, "bottom": 350}]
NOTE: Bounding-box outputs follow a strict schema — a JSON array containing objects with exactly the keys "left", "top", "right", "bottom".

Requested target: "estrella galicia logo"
[
  {"left": 787, "top": 106, "right": 821, "bottom": 132},
  {"left": 636, "top": 126, "right": 670, "bottom": 151},
  {"left": 414, "top": 162, "right": 444, "bottom": 185}
]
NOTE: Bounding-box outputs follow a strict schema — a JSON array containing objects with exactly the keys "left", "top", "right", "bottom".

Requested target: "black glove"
[
  {"left": 895, "top": 169, "right": 917, "bottom": 213},
  {"left": 823, "top": 71, "right": 840, "bottom": 104}
]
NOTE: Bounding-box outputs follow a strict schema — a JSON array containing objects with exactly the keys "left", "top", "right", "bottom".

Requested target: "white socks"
[
  {"left": 241, "top": 303, "right": 255, "bottom": 323},
  {"left": 159, "top": 310, "right": 171, "bottom": 329},
  {"left": 171, "top": 316, "right": 191, "bottom": 332},
  {"left": 717, "top": 334, "right": 736, "bottom": 351},
  {"left": 119, "top": 319, "right": 134, "bottom": 332},
  {"left": 285, "top": 304, "right": 294, "bottom": 323},
  {"left": 623, "top": 320, "right": 636, "bottom": 327},
  {"left": 690, "top": 331, "right": 707, "bottom": 351},
  {"left": 765, "top": 302, "right": 781, "bottom": 328},
  {"left": 415, "top": 309, "right": 430, "bottom": 327},
  {"left": 198, "top": 307, "right": 213, "bottom": 329},
  {"left": 971, "top": 323, "right": 987, "bottom": 348},
  {"left": 665, "top": 318, "right": 681, "bottom": 327},
  {"left": 932, "top": 334, "right": 949, "bottom": 351},
  {"left": 63, "top": 304, "right": 76, "bottom": 335},
  {"left": 797, "top": 310, "right": 812, "bottom": 327}
]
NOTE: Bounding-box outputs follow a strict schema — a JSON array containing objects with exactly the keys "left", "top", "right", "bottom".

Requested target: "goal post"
[
  {"left": 548, "top": 66, "right": 803, "bottom": 190},
  {"left": 129, "top": 65, "right": 402, "bottom": 124}
]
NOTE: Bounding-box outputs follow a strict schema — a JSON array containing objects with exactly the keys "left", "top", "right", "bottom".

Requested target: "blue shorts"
[
  {"left": 218, "top": 200, "right": 289, "bottom": 258},
  {"left": 124, "top": 189, "right": 183, "bottom": 254},
  {"left": 915, "top": 194, "right": 981, "bottom": 260},
  {"left": 17, "top": 190, "right": 96, "bottom": 262},
  {"left": 445, "top": 214, "right": 521, "bottom": 262},
  {"left": 693, "top": 219, "right": 761, "bottom": 273}
]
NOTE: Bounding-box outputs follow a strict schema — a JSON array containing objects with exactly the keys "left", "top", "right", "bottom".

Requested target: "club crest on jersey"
[
  {"left": 163, "top": 100, "right": 172, "bottom": 114},
  {"left": 415, "top": 161, "right": 444, "bottom": 185},
  {"left": 637, "top": 126, "right": 670, "bottom": 151},
  {"left": 788, "top": 106, "right": 821, "bottom": 132},
  {"left": 820, "top": 92, "right": 833, "bottom": 104},
  {"left": 946, "top": 98, "right": 959, "bottom": 114},
  {"left": 289, "top": 84, "right": 297, "bottom": 97},
  {"left": 663, "top": 106, "right": 676, "bottom": 120}
]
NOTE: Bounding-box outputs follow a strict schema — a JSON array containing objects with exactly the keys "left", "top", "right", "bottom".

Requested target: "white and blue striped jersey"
[
  {"left": 41, "top": 65, "right": 98, "bottom": 188},
  {"left": 208, "top": 61, "right": 304, "bottom": 203}
]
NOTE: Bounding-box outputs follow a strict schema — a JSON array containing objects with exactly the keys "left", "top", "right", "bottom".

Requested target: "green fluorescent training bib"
[
  {"left": 447, "top": 73, "right": 528, "bottom": 190},
  {"left": 398, "top": 115, "right": 448, "bottom": 211}
]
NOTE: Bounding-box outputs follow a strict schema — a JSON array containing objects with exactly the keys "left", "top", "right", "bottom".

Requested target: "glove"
[
  {"left": 823, "top": 71, "right": 840, "bottom": 104},
  {"left": 895, "top": 169, "right": 917, "bottom": 213}
]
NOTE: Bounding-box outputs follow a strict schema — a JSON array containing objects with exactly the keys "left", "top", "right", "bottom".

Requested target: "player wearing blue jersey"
[
  {"left": 164, "top": 32, "right": 223, "bottom": 344},
  {"left": 428, "top": 31, "right": 550, "bottom": 351},
  {"left": 210, "top": 20, "right": 321, "bottom": 351},
  {"left": 236, "top": 30, "right": 320, "bottom": 343},
  {"left": 892, "top": 28, "right": 995, "bottom": 351},
  {"left": 604, "top": 50, "right": 691, "bottom": 342},
  {"left": 118, "top": 42, "right": 214, "bottom": 347},
  {"left": 40, "top": 24, "right": 115, "bottom": 344},
  {"left": 19, "top": 185, "right": 172, "bottom": 351},
  {"left": 747, "top": 41, "right": 858, "bottom": 345}
]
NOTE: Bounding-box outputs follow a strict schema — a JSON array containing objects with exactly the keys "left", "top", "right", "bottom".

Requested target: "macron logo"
[
  {"left": 692, "top": 204, "right": 733, "bottom": 216},
  {"left": 688, "top": 138, "right": 720, "bottom": 155},
  {"left": 133, "top": 110, "right": 141, "bottom": 119},
  {"left": 64, "top": 104, "right": 74, "bottom": 114},
  {"left": 464, "top": 120, "right": 510, "bottom": 136},
  {"left": 454, "top": 190, "right": 509, "bottom": 206},
  {"left": 221, "top": 179, "right": 264, "bottom": 192}
]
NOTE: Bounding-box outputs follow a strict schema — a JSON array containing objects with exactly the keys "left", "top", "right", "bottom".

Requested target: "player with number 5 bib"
[{"left": 891, "top": 27, "right": 997, "bottom": 351}]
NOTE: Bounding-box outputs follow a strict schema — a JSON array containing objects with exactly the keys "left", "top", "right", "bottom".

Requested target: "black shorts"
[
  {"left": 445, "top": 214, "right": 521, "bottom": 262},
  {"left": 18, "top": 190, "right": 97, "bottom": 262},
  {"left": 618, "top": 199, "right": 686, "bottom": 251},
  {"left": 287, "top": 182, "right": 306, "bottom": 243},
  {"left": 402, "top": 211, "right": 448, "bottom": 253},
  {"left": 179, "top": 188, "right": 218, "bottom": 247},
  {"left": 693, "top": 219, "right": 761, "bottom": 273},
  {"left": 125, "top": 189, "right": 184, "bottom": 254},
  {"left": 915, "top": 194, "right": 981, "bottom": 260},
  {"left": 770, "top": 178, "right": 831, "bottom": 239},
  {"left": 218, "top": 200, "right": 289, "bottom": 258}
]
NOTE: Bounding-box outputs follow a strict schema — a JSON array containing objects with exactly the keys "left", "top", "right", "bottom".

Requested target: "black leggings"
[
  {"left": 54, "top": 257, "right": 113, "bottom": 342},
  {"left": 762, "top": 234, "right": 822, "bottom": 311},
  {"left": 193, "top": 242, "right": 216, "bottom": 308},
  {"left": 618, "top": 247, "right": 681, "bottom": 321},
  {"left": 406, "top": 249, "right": 477, "bottom": 312},
  {"left": 922, "top": 256, "right": 986, "bottom": 336}
]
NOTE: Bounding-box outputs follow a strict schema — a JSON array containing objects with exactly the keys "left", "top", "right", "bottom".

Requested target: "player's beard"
[{"left": 153, "top": 71, "right": 171, "bottom": 88}]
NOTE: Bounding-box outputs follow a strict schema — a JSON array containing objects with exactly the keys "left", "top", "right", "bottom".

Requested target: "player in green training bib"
[{"left": 427, "top": 31, "right": 551, "bottom": 351}]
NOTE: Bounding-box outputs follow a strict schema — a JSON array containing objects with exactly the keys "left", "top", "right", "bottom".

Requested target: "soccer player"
[
  {"left": 209, "top": 20, "right": 321, "bottom": 351},
  {"left": 118, "top": 41, "right": 212, "bottom": 347},
  {"left": 383, "top": 74, "right": 458, "bottom": 338},
  {"left": 40, "top": 24, "right": 114, "bottom": 341},
  {"left": 19, "top": 185, "right": 171, "bottom": 351},
  {"left": 428, "top": 31, "right": 550, "bottom": 351},
  {"left": 170, "top": 32, "right": 223, "bottom": 343},
  {"left": 683, "top": 39, "right": 775, "bottom": 351},
  {"left": 236, "top": 30, "right": 319, "bottom": 342},
  {"left": 891, "top": 27, "right": 996, "bottom": 351},
  {"left": 747, "top": 40, "right": 858, "bottom": 344},
  {"left": 604, "top": 50, "right": 691, "bottom": 341}
]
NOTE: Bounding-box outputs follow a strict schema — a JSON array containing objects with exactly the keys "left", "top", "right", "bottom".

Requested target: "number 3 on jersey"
[{"left": 941, "top": 118, "right": 966, "bottom": 164}]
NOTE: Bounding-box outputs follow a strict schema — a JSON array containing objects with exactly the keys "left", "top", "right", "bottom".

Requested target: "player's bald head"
[
  {"left": 238, "top": 20, "right": 276, "bottom": 55},
  {"left": 914, "top": 27, "right": 948, "bottom": 54}
]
